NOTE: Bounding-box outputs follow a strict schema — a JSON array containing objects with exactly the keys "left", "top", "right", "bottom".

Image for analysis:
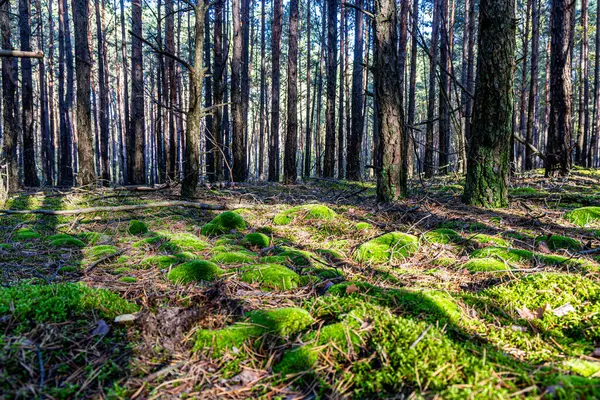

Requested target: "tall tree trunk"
[
  {"left": 95, "top": 0, "right": 110, "bottom": 183},
  {"left": 323, "top": 0, "right": 337, "bottom": 177},
  {"left": 525, "top": 0, "right": 539, "bottom": 170},
  {"left": 165, "top": 0, "right": 176, "bottom": 180},
  {"left": 576, "top": 0, "right": 589, "bottom": 166},
  {"left": 347, "top": 0, "right": 365, "bottom": 181},
  {"left": 463, "top": 0, "right": 516, "bottom": 207},
  {"left": 374, "top": 0, "right": 406, "bottom": 202},
  {"left": 232, "top": 0, "right": 245, "bottom": 181},
  {"left": 438, "top": 0, "right": 450, "bottom": 174},
  {"left": 406, "top": 0, "right": 418, "bottom": 177},
  {"left": 48, "top": 0, "right": 57, "bottom": 185},
  {"left": 212, "top": 0, "right": 224, "bottom": 182},
  {"left": 241, "top": 0, "right": 250, "bottom": 179},
  {"left": 203, "top": 10, "right": 213, "bottom": 183},
  {"left": 130, "top": 0, "right": 146, "bottom": 184},
  {"left": 337, "top": 5, "right": 346, "bottom": 179},
  {"left": 303, "top": 0, "right": 312, "bottom": 178},
  {"left": 591, "top": 0, "right": 600, "bottom": 167},
  {"left": 36, "top": 0, "right": 52, "bottom": 185},
  {"left": 258, "top": 0, "right": 266, "bottom": 179},
  {"left": 425, "top": 0, "right": 440, "bottom": 178},
  {"left": 284, "top": 0, "right": 299, "bottom": 184},
  {"left": 73, "top": 0, "right": 95, "bottom": 185},
  {"left": 268, "top": 0, "right": 283, "bottom": 181},
  {"left": 119, "top": 0, "right": 129, "bottom": 181},
  {"left": 181, "top": 1, "right": 208, "bottom": 197},
  {"left": 315, "top": 5, "right": 326, "bottom": 177},
  {"left": 57, "top": 0, "right": 73, "bottom": 186},
  {"left": 19, "top": 0, "right": 40, "bottom": 186},
  {"left": 545, "top": 0, "right": 573, "bottom": 176},
  {"left": 1, "top": 0, "right": 19, "bottom": 191},
  {"left": 463, "top": 0, "right": 476, "bottom": 152},
  {"left": 517, "top": 0, "right": 531, "bottom": 170}
]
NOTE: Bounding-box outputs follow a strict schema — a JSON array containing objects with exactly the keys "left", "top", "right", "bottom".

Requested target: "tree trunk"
[
  {"left": 525, "top": 0, "right": 539, "bottom": 170},
  {"left": 545, "top": 0, "right": 573, "bottom": 176},
  {"left": 268, "top": 0, "right": 283, "bottom": 181},
  {"left": 241, "top": 0, "right": 250, "bottom": 179},
  {"left": 57, "top": 0, "right": 73, "bottom": 186},
  {"left": 425, "top": 0, "right": 440, "bottom": 178},
  {"left": 323, "top": 0, "right": 337, "bottom": 178},
  {"left": 119, "top": 0, "right": 129, "bottom": 182},
  {"left": 284, "top": 0, "right": 299, "bottom": 184},
  {"left": 576, "top": 0, "right": 589, "bottom": 166},
  {"left": 36, "top": 0, "right": 52, "bottom": 185},
  {"left": 517, "top": 0, "right": 531, "bottom": 170},
  {"left": 181, "top": 2, "right": 207, "bottom": 197},
  {"left": 463, "top": 0, "right": 516, "bottom": 207},
  {"left": 95, "top": 0, "right": 110, "bottom": 183},
  {"left": 72, "top": 0, "right": 95, "bottom": 185},
  {"left": 212, "top": 0, "right": 225, "bottom": 182},
  {"left": 347, "top": 0, "right": 365, "bottom": 181},
  {"left": 203, "top": 11, "right": 213, "bottom": 184},
  {"left": 374, "top": 0, "right": 406, "bottom": 202},
  {"left": 1, "top": 0, "right": 19, "bottom": 191},
  {"left": 406, "top": 0, "right": 418, "bottom": 177},
  {"left": 232, "top": 0, "right": 245, "bottom": 181},
  {"left": 438, "top": 0, "right": 450, "bottom": 174},
  {"left": 303, "top": 0, "right": 311, "bottom": 178},
  {"left": 591, "top": 0, "right": 600, "bottom": 167},
  {"left": 19, "top": 0, "right": 40, "bottom": 186},
  {"left": 258, "top": 0, "right": 266, "bottom": 179},
  {"left": 130, "top": 0, "right": 146, "bottom": 184},
  {"left": 336, "top": 5, "right": 346, "bottom": 179},
  {"left": 165, "top": 0, "right": 176, "bottom": 180}
]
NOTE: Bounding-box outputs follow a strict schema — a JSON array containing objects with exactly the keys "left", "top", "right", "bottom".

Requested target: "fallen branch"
[
  {"left": 513, "top": 132, "right": 546, "bottom": 161},
  {"left": 85, "top": 250, "right": 125, "bottom": 274},
  {"left": 0, "top": 201, "right": 226, "bottom": 215}
]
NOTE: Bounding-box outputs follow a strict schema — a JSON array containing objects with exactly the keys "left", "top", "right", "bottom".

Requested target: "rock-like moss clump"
[
  {"left": 471, "top": 234, "right": 509, "bottom": 247},
  {"left": 167, "top": 260, "right": 225, "bottom": 284},
  {"left": 210, "top": 251, "right": 255, "bottom": 264},
  {"left": 249, "top": 307, "right": 314, "bottom": 335},
  {"left": 471, "top": 246, "right": 593, "bottom": 269},
  {"left": 565, "top": 206, "right": 600, "bottom": 227},
  {"left": 243, "top": 232, "right": 270, "bottom": 248},
  {"left": 140, "top": 255, "right": 180, "bottom": 269},
  {"left": 161, "top": 233, "right": 210, "bottom": 253},
  {"left": 354, "top": 232, "right": 419, "bottom": 264},
  {"left": 240, "top": 264, "right": 302, "bottom": 290},
  {"left": 463, "top": 258, "right": 507, "bottom": 273},
  {"left": 537, "top": 234, "right": 582, "bottom": 251},
  {"left": 13, "top": 227, "right": 40, "bottom": 241},
  {"left": 85, "top": 245, "right": 118, "bottom": 262},
  {"left": 119, "top": 276, "right": 137, "bottom": 283},
  {"left": 47, "top": 234, "right": 86, "bottom": 248},
  {"left": 423, "top": 228, "right": 462, "bottom": 244},
  {"left": 273, "top": 204, "right": 337, "bottom": 225},
  {"left": 355, "top": 222, "right": 372, "bottom": 231},
  {"left": 274, "top": 247, "right": 317, "bottom": 266},
  {"left": 201, "top": 211, "right": 247, "bottom": 236},
  {"left": 128, "top": 220, "right": 148, "bottom": 235}
]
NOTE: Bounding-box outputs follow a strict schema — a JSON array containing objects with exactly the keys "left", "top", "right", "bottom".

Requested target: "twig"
[
  {"left": 409, "top": 324, "right": 432, "bottom": 349},
  {"left": 0, "top": 200, "right": 225, "bottom": 215},
  {"left": 85, "top": 250, "right": 125, "bottom": 274}
]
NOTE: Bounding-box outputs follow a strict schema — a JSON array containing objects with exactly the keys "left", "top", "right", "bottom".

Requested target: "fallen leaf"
[
  {"left": 517, "top": 306, "right": 535, "bottom": 321},
  {"left": 552, "top": 303, "right": 575, "bottom": 317},
  {"left": 92, "top": 320, "right": 110, "bottom": 336},
  {"left": 591, "top": 348, "right": 600, "bottom": 358},
  {"left": 536, "top": 304, "right": 551, "bottom": 319},
  {"left": 114, "top": 314, "right": 137, "bottom": 324},
  {"left": 511, "top": 325, "right": 527, "bottom": 332},
  {"left": 536, "top": 241, "right": 551, "bottom": 254},
  {"left": 345, "top": 284, "right": 360, "bottom": 294}
]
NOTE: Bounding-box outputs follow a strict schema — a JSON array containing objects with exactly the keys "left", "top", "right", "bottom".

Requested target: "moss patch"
[
  {"left": 85, "top": 245, "right": 118, "bottom": 261},
  {"left": 210, "top": 251, "right": 255, "bottom": 264},
  {"left": 47, "top": 234, "right": 86, "bottom": 248},
  {"left": 201, "top": 211, "right": 247, "bottom": 236},
  {"left": 355, "top": 222, "right": 372, "bottom": 231},
  {"left": 423, "top": 228, "right": 461, "bottom": 244},
  {"left": 139, "top": 255, "right": 180, "bottom": 269},
  {"left": 167, "top": 261, "right": 225, "bottom": 284},
  {"left": 471, "top": 233, "right": 510, "bottom": 247},
  {"left": 161, "top": 233, "right": 210, "bottom": 253},
  {"left": 127, "top": 220, "right": 148, "bottom": 235},
  {"left": 537, "top": 235, "right": 582, "bottom": 251},
  {"left": 240, "top": 264, "right": 302, "bottom": 290},
  {"left": 565, "top": 206, "right": 600, "bottom": 227},
  {"left": 354, "top": 232, "right": 419, "bottom": 264},
  {"left": 243, "top": 232, "right": 270, "bottom": 248},
  {"left": 13, "top": 227, "right": 40, "bottom": 241},
  {"left": 463, "top": 258, "right": 507, "bottom": 273},
  {"left": 248, "top": 307, "right": 314, "bottom": 336},
  {"left": 273, "top": 204, "right": 337, "bottom": 225}
]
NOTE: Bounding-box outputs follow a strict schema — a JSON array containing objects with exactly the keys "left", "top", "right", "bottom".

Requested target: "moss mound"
[
  {"left": 194, "top": 324, "right": 263, "bottom": 356},
  {"left": 119, "top": 276, "right": 137, "bottom": 283},
  {"left": 127, "top": 220, "right": 148, "bottom": 235},
  {"left": 537, "top": 235, "right": 582, "bottom": 251},
  {"left": 0, "top": 283, "right": 138, "bottom": 327},
  {"left": 355, "top": 222, "right": 372, "bottom": 231},
  {"left": 140, "top": 255, "right": 180, "bottom": 269},
  {"left": 13, "top": 227, "right": 40, "bottom": 241},
  {"left": 167, "top": 260, "right": 225, "bottom": 284},
  {"left": 85, "top": 245, "right": 118, "bottom": 261},
  {"left": 273, "top": 204, "right": 337, "bottom": 225},
  {"left": 471, "top": 246, "right": 592, "bottom": 268},
  {"left": 47, "top": 234, "right": 86, "bottom": 248},
  {"left": 161, "top": 233, "right": 209, "bottom": 253},
  {"left": 463, "top": 258, "right": 507, "bottom": 273},
  {"left": 248, "top": 307, "right": 314, "bottom": 336},
  {"left": 201, "top": 211, "right": 247, "bottom": 236},
  {"left": 240, "top": 264, "right": 302, "bottom": 290},
  {"left": 243, "top": 232, "right": 270, "bottom": 248},
  {"left": 274, "top": 247, "right": 317, "bottom": 266},
  {"left": 210, "top": 251, "right": 255, "bottom": 264},
  {"left": 565, "top": 206, "right": 600, "bottom": 227},
  {"left": 354, "top": 232, "right": 419, "bottom": 264},
  {"left": 423, "top": 228, "right": 461, "bottom": 244},
  {"left": 470, "top": 233, "right": 509, "bottom": 247}
]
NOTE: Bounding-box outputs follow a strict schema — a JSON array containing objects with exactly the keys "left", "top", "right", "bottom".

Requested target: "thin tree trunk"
[
  {"left": 438, "top": 0, "right": 450, "bottom": 174},
  {"left": 258, "top": 0, "right": 266, "bottom": 179},
  {"left": 212, "top": 0, "right": 224, "bottom": 182},
  {"left": 203, "top": 11, "right": 213, "bottom": 184},
  {"left": 425, "top": 0, "right": 439, "bottom": 178},
  {"left": 130, "top": 0, "right": 146, "bottom": 184},
  {"left": 303, "top": 0, "right": 312, "bottom": 178},
  {"left": 337, "top": 5, "right": 346, "bottom": 179},
  {"left": 232, "top": 0, "right": 245, "bottom": 181},
  {"left": 591, "top": 0, "right": 600, "bottom": 167},
  {"left": 95, "top": 0, "right": 110, "bottom": 183},
  {"left": 517, "top": 0, "right": 531, "bottom": 170},
  {"left": 576, "top": 0, "right": 589, "bottom": 166},
  {"left": 36, "top": 0, "right": 52, "bottom": 185},
  {"left": 347, "top": 0, "right": 365, "bottom": 181},
  {"left": 406, "top": 0, "right": 418, "bottom": 178},
  {"left": 166, "top": 0, "right": 176, "bottom": 180},
  {"left": 120, "top": 0, "right": 129, "bottom": 181},
  {"left": 241, "top": 0, "right": 250, "bottom": 179},
  {"left": 268, "top": 0, "right": 283, "bottom": 181},
  {"left": 323, "top": 0, "right": 337, "bottom": 178},
  {"left": 525, "top": 0, "right": 539, "bottom": 170},
  {"left": 284, "top": 0, "right": 299, "bottom": 184}
]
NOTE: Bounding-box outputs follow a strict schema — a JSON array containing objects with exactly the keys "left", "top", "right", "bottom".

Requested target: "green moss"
[
  {"left": 119, "top": 276, "right": 137, "bottom": 283},
  {"left": 194, "top": 323, "right": 263, "bottom": 356},
  {"left": 13, "top": 227, "right": 40, "bottom": 241},
  {"left": 537, "top": 235, "right": 582, "bottom": 251},
  {"left": 274, "top": 247, "right": 317, "bottom": 266},
  {"left": 248, "top": 307, "right": 314, "bottom": 336},
  {"left": 423, "top": 228, "right": 461, "bottom": 244},
  {"left": 132, "top": 234, "right": 166, "bottom": 248},
  {"left": 354, "top": 232, "right": 419, "bottom": 264},
  {"left": 240, "top": 264, "right": 302, "bottom": 290},
  {"left": 510, "top": 187, "right": 540, "bottom": 196},
  {"left": 47, "top": 234, "right": 86, "bottom": 248},
  {"left": 243, "top": 232, "right": 270, "bottom": 248},
  {"left": 563, "top": 359, "right": 600, "bottom": 378},
  {"left": 160, "top": 233, "right": 210, "bottom": 253},
  {"left": 85, "top": 245, "right": 118, "bottom": 260},
  {"left": 58, "top": 265, "right": 78, "bottom": 273},
  {"left": 315, "top": 248, "right": 345, "bottom": 260},
  {"left": 77, "top": 231, "right": 104, "bottom": 245},
  {"left": 201, "top": 211, "right": 247, "bottom": 236},
  {"left": 471, "top": 233, "right": 510, "bottom": 247},
  {"left": 463, "top": 258, "right": 507, "bottom": 273},
  {"left": 140, "top": 255, "right": 180, "bottom": 269},
  {"left": 356, "top": 222, "right": 372, "bottom": 231},
  {"left": 258, "top": 255, "right": 289, "bottom": 264},
  {"left": 167, "top": 260, "right": 225, "bottom": 284},
  {"left": 210, "top": 251, "right": 255, "bottom": 264},
  {"left": 471, "top": 246, "right": 592, "bottom": 268},
  {"left": 273, "top": 204, "right": 337, "bottom": 225},
  {"left": 127, "top": 220, "right": 148, "bottom": 235},
  {"left": 0, "top": 283, "right": 138, "bottom": 328},
  {"left": 273, "top": 347, "right": 318, "bottom": 375},
  {"left": 565, "top": 206, "right": 600, "bottom": 227},
  {"left": 112, "top": 267, "right": 130, "bottom": 275}
]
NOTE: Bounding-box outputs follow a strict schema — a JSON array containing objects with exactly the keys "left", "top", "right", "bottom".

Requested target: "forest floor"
[{"left": 2, "top": 168, "right": 600, "bottom": 399}]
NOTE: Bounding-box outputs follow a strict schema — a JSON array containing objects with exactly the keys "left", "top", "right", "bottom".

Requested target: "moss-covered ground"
[{"left": 2, "top": 172, "right": 600, "bottom": 398}]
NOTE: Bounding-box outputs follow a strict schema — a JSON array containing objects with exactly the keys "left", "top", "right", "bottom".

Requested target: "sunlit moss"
[
  {"left": 47, "top": 234, "right": 86, "bottom": 248},
  {"left": 243, "top": 232, "right": 270, "bottom": 248},
  {"left": 423, "top": 228, "right": 461, "bottom": 244},
  {"left": 160, "top": 233, "right": 210, "bottom": 253},
  {"left": 463, "top": 258, "right": 507, "bottom": 273},
  {"left": 354, "top": 232, "right": 419, "bottom": 264},
  {"left": 127, "top": 220, "right": 148, "bottom": 235},
  {"left": 565, "top": 206, "right": 600, "bottom": 227},
  {"left": 537, "top": 235, "right": 582, "bottom": 251},
  {"left": 139, "top": 255, "right": 180, "bottom": 269},
  {"left": 273, "top": 204, "right": 337, "bottom": 225},
  {"left": 240, "top": 264, "right": 302, "bottom": 290},
  {"left": 201, "top": 211, "right": 247, "bottom": 236},
  {"left": 210, "top": 251, "right": 255, "bottom": 264},
  {"left": 167, "top": 260, "right": 225, "bottom": 284},
  {"left": 470, "top": 233, "right": 509, "bottom": 247}
]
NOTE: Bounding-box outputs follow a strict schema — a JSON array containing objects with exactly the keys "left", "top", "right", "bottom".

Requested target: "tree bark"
[
  {"left": 592, "top": 0, "right": 600, "bottom": 167},
  {"left": 130, "top": 0, "right": 146, "bottom": 184},
  {"left": 438, "top": 0, "right": 450, "bottom": 174},
  {"left": 463, "top": 0, "right": 516, "bottom": 208},
  {"left": 374, "top": 0, "right": 407, "bottom": 202},
  {"left": 95, "top": 0, "right": 110, "bottom": 183},
  {"left": 406, "top": 0, "right": 418, "bottom": 177},
  {"left": 425, "top": 0, "right": 440, "bottom": 178},
  {"left": 347, "top": 0, "right": 365, "bottom": 181},
  {"left": 525, "top": 0, "right": 539, "bottom": 170},
  {"left": 36, "top": 0, "right": 52, "bottom": 185},
  {"left": 72, "top": 0, "right": 95, "bottom": 185},
  {"left": 303, "top": 0, "right": 311, "bottom": 178},
  {"left": 268, "top": 0, "right": 283, "bottom": 181},
  {"left": 576, "top": 0, "right": 589, "bottom": 166},
  {"left": 232, "top": 0, "right": 245, "bottom": 181},
  {"left": 545, "top": 0, "right": 573, "bottom": 176},
  {"left": 212, "top": 0, "right": 225, "bottom": 182},
  {"left": 284, "top": 0, "right": 299, "bottom": 184},
  {"left": 337, "top": 4, "right": 346, "bottom": 179},
  {"left": 323, "top": 0, "right": 337, "bottom": 178}
]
